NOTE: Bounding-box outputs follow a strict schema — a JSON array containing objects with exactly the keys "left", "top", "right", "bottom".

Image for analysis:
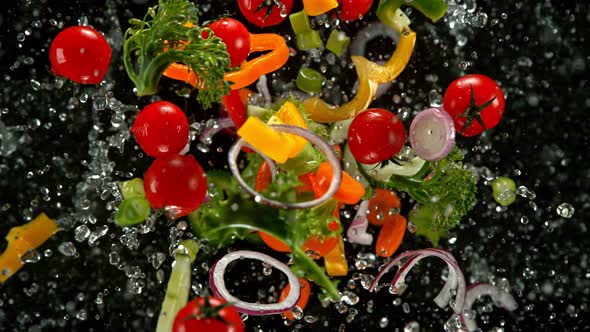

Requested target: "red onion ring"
[
  {"left": 409, "top": 108, "right": 455, "bottom": 161},
  {"left": 458, "top": 283, "right": 517, "bottom": 331},
  {"left": 209, "top": 250, "right": 300, "bottom": 316},
  {"left": 199, "top": 117, "right": 235, "bottom": 145},
  {"left": 228, "top": 124, "right": 342, "bottom": 209},
  {"left": 350, "top": 21, "right": 400, "bottom": 57},
  {"left": 346, "top": 200, "right": 373, "bottom": 245},
  {"left": 369, "top": 248, "right": 466, "bottom": 314}
]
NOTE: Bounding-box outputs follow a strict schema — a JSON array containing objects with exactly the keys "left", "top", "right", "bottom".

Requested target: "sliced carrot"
[
  {"left": 315, "top": 162, "right": 365, "bottom": 205},
  {"left": 367, "top": 188, "right": 401, "bottom": 227},
  {"left": 375, "top": 215, "right": 407, "bottom": 258},
  {"left": 280, "top": 278, "right": 311, "bottom": 321}
]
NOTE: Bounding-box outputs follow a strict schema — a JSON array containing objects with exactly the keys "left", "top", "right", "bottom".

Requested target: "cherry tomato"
[
  {"left": 339, "top": 0, "right": 373, "bottom": 21},
  {"left": 144, "top": 155, "right": 207, "bottom": 219},
  {"left": 49, "top": 26, "right": 111, "bottom": 84},
  {"left": 207, "top": 18, "right": 251, "bottom": 67},
  {"left": 238, "top": 0, "right": 294, "bottom": 28},
  {"left": 131, "top": 101, "right": 189, "bottom": 158},
  {"left": 367, "top": 188, "right": 401, "bottom": 227},
  {"left": 173, "top": 296, "right": 244, "bottom": 332},
  {"left": 348, "top": 109, "right": 406, "bottom": 165},
  {"left": 442, "top": 74, "right": 506, "bottom": 137}
]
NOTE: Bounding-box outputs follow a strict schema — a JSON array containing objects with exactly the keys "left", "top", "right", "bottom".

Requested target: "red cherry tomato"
[
  {"left": 207, "top": 18, "right": 251, "bottom": 67},
  {"left": 347, "top": 108, "right": 406, "bottom": 164},
  {"left": 442, "top": 74, "right": 506, "bottom": 137},
  {"left": 173, "top": 296, "right": 244, "bottom": 332},
  {"left": 339, "top": 0, "right": 373, "bottom": 21},
  {"left": 238, "top": 0, "right": 294, "bottom": 28},
  {"left": 144, "top": 155, "right": 207, "bottom": 219},
  {"left": 49, "top": 26, "right": 111, "bottom": 84},
  {"left": 131, "top": 101, "right": 189, "bottom": 158}
]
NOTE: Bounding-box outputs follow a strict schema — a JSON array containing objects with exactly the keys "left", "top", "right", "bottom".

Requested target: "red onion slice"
[
  {"left": 369, "top": 248, "right": 466, "bottom": 314},
  {"left": 346, "top": 200, "right": 373, "bottom": 245},
  {"left": 209, "top": 250, "right": 301, "bottom": 316},
  {"left": 228, "top": 124, "right": 342, "bottom": 209},
  {"left": 199, "top": 117, "right": 235, "bottom": 145},
  {"left": 409, "top": 108, "right": 455, "bottom": 161},
  {"left": 458, "top": 283, "right": 517, "bottom": 331}
]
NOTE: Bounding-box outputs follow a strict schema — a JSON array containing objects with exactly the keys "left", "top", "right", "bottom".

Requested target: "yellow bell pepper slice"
[
  {"left": 267, "top": 102, "right": 308, "bottom": 158},
  {"left": 323, "top": 236, "right": 348, "bottom": 277},
  {"left": 237, "top": 117, "right": 297, "bottom": 164},
  {"left": 303, "top": 0, "right": 339, "bottom": 16},
  {"left": 302, "top": 27, "right": 416, "bottom": 123},
  {"left": 0, "top": 213, "right": 59, "bottom": 283}
]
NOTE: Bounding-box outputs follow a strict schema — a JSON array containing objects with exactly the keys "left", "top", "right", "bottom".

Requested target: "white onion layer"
[{"left": 209, "top": 250, "right": 301, "bottom": 316}]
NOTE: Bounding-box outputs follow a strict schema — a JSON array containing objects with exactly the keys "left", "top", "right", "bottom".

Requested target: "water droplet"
[
  {"left": 404, "top": 321, "right": 420, "bottom": 332},
  {"left": 556, "top": 203, "right": 574, "bottom": 218},
  {"left": 58, "top": 242, "right": 77, "bottom": 256},
  {"left": 21, "top": 249, "right": 41, "bottom": 263},
  {"left": 74, "top": 225, "right": 90, "bottom": 242},
  {"left": 379, "top": 317, "right": 389, "bottom": 328}
]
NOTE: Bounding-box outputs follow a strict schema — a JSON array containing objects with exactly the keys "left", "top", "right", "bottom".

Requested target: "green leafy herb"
[
  {"left": 123, "top": 0, "right": 231, "bottom": 107},
  {"left": 189, "top": 166, "right": 341, "bottom": 300}
]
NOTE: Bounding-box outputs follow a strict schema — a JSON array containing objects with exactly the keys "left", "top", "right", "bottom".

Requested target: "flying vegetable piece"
[
  {"left": 303, "top": 0, "right": 338, "bottom": 16},
  {"left": 323, "top": 236, "right": 348, "bottom": 277},
  {"left": 377, "top": 0, "right": 448, "bottom": 32},
  {"left": 164, "top": 33, "right": 289, "bottom": 91},
  {"left": 302, "top": 28, "right": 416, "bottom": 123},
  {"left": 123, "top": 0, "right": 231, "bottom": 107},
  {"left": 0, "top": 213, "right": 59, "bottom": 283},
  {"left": 156, "top": 240, "right": 199, "bottom": 332},
  {"left": 279, "top": 278, "right": 311, "bottom": 321}
]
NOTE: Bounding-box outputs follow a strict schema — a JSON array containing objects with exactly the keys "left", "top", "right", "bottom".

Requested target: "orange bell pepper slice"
[
  {"left": 376, "top": 214, "right": 407, "bottom": 257},
  {"left": 0, "top": 213, "right": 59, "bottom": 283},
  {"left": 303, "top": 0, "right": 339, "bottom": 16},
  {"left": 280, "top": 278, "right": 311, "bottom": 321},
  {"left": 164, "top": 33, "right": 289, "bottom": 90},
  {"left": 315, "top": 162, "right": 366, "bottom": 205},
  {"left": 302, "top": 27, "right": 416, "bottom": 123},
  {"left": 237, "top": 117, "right": 297, "bottom": 163},
  {"left": 367, "top": 188, "right": 401, "bottom": 227}
]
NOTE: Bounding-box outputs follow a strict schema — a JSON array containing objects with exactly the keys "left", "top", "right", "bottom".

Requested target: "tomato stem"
[{"left": 456, "top": 84, "right": 497, "bottom": 134}]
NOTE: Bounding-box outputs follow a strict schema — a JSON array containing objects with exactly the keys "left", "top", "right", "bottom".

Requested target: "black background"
[{"left": 0, "top": 0, "right": 589, "bottom": 331}]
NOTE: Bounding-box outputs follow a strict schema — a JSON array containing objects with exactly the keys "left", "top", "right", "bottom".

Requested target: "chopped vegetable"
[
  {"left": 346, "top": 200, "right": 373, "bottom": 245},
  {"left": 237, "top": 117, "right": 297, "bottom": 163},
  {"left": 289, "top": 10, "right": 311, "bottom": 34},
  {"left": 456, "top": 283, "right": 518, "bottom": 331},
  {"left": 280, "top": 278, "right": 311, "bottom": 321},
  {"left": 375, "top": 214, "right": 406, "bottom": 257},
  {"left": 303, "top": 0, "right": 338, "bottom": 16},
  {"left": 340, "top": 0, "right": 373, "bottom": 21},
  {"left": 377, "top": 0, "right": 448, "bottom": 32},
  {"left": 156, "top": 239, "right": 199, "bottom": 332},
  {"left": 114, "top": 197, "right": 151, "bottom": 227},
  {"left": 238, "top": 0, "right": 293, "bottom": 28},
  {"left": 207, "top": 18, "right": 250, "bottom": 67},
  {"left": 118, "top": 178, "right": 146, "bottom": 199},
  {"left": 296, "top": 67, "right": 325, "bottom": 94},
  {"left": 123, "top": 0, "right": 231, "bottom": 106},
  {"left": 326, "top": 30, "right": 351, "bottom": 57},
  {"left": 409, "top": 107, "right": 456, "bottom": 161},
  {"left": 367, "top": 188, "right": 401, "bottom": 227},
  {"left": 295, "top": 30, "right": 324, "bottom": 51},
  {"left": 0, "top": 213, "right": 59, "bottom": 283},
  {"left": 323, "top": 237, "right": 348, "bottom": 277},
  {"left": 315, "top": 161, "right": 365, "bottom": 205},
  {"left": 491, "top": 177, "right": 517, "bottom": 206},
  {"left": 210, "top": 250, "right": 301, "bottom": 315},
  {"left": 222, "top": 90, "right": 248, "bottom": 129}
]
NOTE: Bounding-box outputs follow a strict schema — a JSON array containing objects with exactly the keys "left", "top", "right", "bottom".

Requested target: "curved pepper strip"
[
  {"left": 302, "top": 28, "right": 416, "bottom": 123},
  {"left": 0, "top": 213, "right": 59, "bottom": 283},
  {"left": 164, "top": 33, "right": 289, "bottom": 91}
]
